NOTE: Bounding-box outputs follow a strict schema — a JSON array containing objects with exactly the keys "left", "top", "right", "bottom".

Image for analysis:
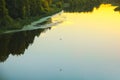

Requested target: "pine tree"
[
  {"left": 0, "top": 0, "right": 8, "bottom": 18},
  {"left": 0, "top": 0, "right": 13, "bottom": 28}
]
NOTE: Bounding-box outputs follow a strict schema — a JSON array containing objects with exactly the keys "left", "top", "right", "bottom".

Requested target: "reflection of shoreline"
[{"left": 0, "top": 28, "right": 50, "bottom": 62}]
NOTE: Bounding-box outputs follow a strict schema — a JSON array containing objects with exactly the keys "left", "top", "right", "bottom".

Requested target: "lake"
[{"left": 0, "top": 4, "right": 120, "bottom": 80}]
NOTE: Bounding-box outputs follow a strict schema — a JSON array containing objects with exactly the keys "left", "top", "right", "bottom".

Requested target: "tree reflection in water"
[{"left": 0, "top": 28, "right": 50, "bottom": 62}]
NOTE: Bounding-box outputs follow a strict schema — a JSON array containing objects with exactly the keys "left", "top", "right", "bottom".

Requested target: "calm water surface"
[{"left": 0, "top": 4, "right": 120, "bottom": 80}]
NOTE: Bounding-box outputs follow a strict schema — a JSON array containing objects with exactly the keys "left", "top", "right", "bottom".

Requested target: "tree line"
[
  {"left": 63, "top": 0, "right": 120, "bottom": 12},
  {"left": 0, "top": 0, "right": 62, "bottom": 29}
]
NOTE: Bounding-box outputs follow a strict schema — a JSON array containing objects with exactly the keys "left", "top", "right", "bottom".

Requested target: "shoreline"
[{"left": 2, "top": 10, "right": 64, "bottom": 34}]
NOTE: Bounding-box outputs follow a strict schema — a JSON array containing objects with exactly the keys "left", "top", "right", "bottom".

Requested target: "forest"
[{"left": 0, "top": 0, "right": 63, "bottom": 30}]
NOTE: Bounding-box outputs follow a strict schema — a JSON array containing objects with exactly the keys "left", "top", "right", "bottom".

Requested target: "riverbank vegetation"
[{"left": 0, "top": 0, "right": 63, "bottom": 30}]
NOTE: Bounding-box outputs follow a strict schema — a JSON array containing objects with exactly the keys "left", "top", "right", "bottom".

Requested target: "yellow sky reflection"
[
  {"left": 58, "top": 4, "right": 120, "bottom": 35},
  {"left": 38, "top": 4, "right": 120, "bottom": 59}
]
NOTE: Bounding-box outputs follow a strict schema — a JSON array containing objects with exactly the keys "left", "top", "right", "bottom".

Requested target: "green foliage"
[
  {"left": 0, "top": 0, "right": 61, "bottom": 30},
  {"left": 0, "top": 0, "right": 15, "bottom": 29}
]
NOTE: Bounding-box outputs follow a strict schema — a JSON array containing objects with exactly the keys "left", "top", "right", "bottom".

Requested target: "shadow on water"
[{"left": 0, "top": 28, "right": 51, "bottom": 62}]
